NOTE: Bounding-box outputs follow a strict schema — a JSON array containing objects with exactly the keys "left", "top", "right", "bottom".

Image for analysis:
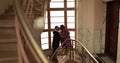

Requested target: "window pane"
[
  {"left": 41, "top": 32, "right": 48, "bottom": 38},
  {"left": 45, "top": 11, "right": 48, "bottom": 16},
  {"left": 41, "top": 32, "right": 49, "bottom": 49},
  {"left": 51, "top": 31, "right": 53, "bottom": 38},
  {"left": 41, "top": 39, "right": 48, "bottom": 43},
  {"left": 51, "top": 31, "right": 53, "bottom": 48},
  {"left": 67, "top": 2, "right": 75, "bottom": 8},
  {"left": 67, "top": 17, "right": 75, "bottom": 22},
  {"left": 50, "top": 2, "right": 64, "bottom": 8},
  {"left": 45, "top": 18, "right": 48, "bottom": 23},
  {"left": 67, "top": 23, "right": 75, "bottom": 28},
  {"left": 51, "top": 0, "right": 64, "bottom": 1},
  {"left": 67, "top": 10, "right": 75, "bottom": 16},
  {"left": 45, "top": 24, "right": 48, "bottom": 29},
  {"left": 41, "top": 44, "right": 49, "bottom": 49},
  {"left": 67, "top": 0, "right": 75, "bottom": 1},
  {"left": 70, "top": 31, "right": 75, "bottom": 39},
  {"left": 45, "top": 18, "right": 48, "bottom": 29},
  {"left": 50, "top": 11, "right": 64, "bottom": 16},
  {"left": 51, "top": 23, "right": 64, "bottom": 29},
  {"left": 51, "top": 17, "right": 64, "bottom": 22}
]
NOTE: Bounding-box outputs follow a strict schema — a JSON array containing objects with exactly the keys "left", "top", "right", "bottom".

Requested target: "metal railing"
[
  {"left": 51, "top": 39, "right": 99, "bottom": 63},
  {"left": 73, "top": 39, "right": 99, "bottom": 63}
]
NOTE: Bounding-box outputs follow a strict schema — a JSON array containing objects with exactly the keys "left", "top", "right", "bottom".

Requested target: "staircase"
[{"left": 0, "top": 5, "right": 18, "bottom": 63}]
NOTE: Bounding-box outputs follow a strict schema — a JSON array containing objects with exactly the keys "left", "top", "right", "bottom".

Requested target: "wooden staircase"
[{"left": 0, "top": 6, "right": 18, "bottom": 63}]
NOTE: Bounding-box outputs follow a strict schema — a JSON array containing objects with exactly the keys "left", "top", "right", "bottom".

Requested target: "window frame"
[{"left": 41, "top": 0, "right": 76, "bottom": 50}]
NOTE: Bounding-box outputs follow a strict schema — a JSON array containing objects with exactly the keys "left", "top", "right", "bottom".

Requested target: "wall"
[
  {"left": 76, "top": 0, "right": 106, "bottom": 53},
  {"left": 117, "top": 6, "right": 120, "bottom": 63},
  {"left": 93, "top": 0, "right": 106, "bottom": 53}
]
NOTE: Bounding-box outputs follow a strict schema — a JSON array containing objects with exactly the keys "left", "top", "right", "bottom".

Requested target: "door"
[{"left": 105, "top": 1, "right": 119, "bottom": 61}]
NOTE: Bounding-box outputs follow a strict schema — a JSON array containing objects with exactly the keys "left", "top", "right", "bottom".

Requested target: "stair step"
[
  {"left": 0, "top": 51, "right": 17, "bottom": 58},
  {"left": 0, "top": 35, "right": 16, "bottom": 39},
  {"left": 0, "top": 57, "right": 18, "bottom": 63},
  {"left": 0, "top": 42, "right": 17, "bottom": 51},
  {"left": 0, "top": 16, "right": 15, "bottom": 28},
  {"left": 0, "top": 28, "right": 16, "bottom": 36},
  {"left": 0, "top": 14, "right": 15, "bottom": 18},
  {"left": 0, "top": 51, "right": 18, "bottom": 63},
  {"left": 5, "top": 10, "right": 15, "bottom": 15},
  {"left": 0, "top": 38, "right": 16, "bottom": 43},
  {"left": 0, "top": 20, "right": 15, "bottom": 28},
  {"left": 0, "top": 29, "right": 16, "bottom": 40}
]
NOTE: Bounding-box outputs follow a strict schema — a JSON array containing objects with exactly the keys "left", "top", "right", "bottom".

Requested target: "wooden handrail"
[{"left": 14, "top": 0, "right": 49, "bottom": 63}]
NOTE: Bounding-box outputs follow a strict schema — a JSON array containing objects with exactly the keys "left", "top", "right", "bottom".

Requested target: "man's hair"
[{"left": 55, "top": 26, "right": 59, "bottom": 29}]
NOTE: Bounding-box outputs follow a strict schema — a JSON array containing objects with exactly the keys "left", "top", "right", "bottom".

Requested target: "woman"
[{"left": 60, "top": 25, "right": 71, "bottom": 49}]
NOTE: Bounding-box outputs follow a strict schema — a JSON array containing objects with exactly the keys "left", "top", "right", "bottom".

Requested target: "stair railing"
[
  {"left": 51, "top": 38, "right": 70, "bottom": 60},
  {"left": 14, "top": 0, "right": 49, "bottom": 63},
  {"left": 72, "top": 39, "right": 99, "bottom": 63},
  {"left": 51, "top": 39, "right": 99, "bottom": 63}
]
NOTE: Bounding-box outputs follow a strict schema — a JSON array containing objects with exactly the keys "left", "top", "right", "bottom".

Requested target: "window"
[
  {"left": 70, "top": 31, "right": 75, "bottom": 39},
  {"left": 50, "top": 11, "right": 64, "bottom": 29},
  {"left": 41, "top": 0, "right": 76, "bottom": 50},
  {"left": 67, "top": 10, "right": 75, "bottom": 28},
  {"left": 50, "top": 2, "right": 64, "bottom": 8},
  {"left": 45, "top": 12, "right": 48, "bottom": 29},
  {"left": 41, "top": 32, "right": 49, "bottom": 49},
  {"left": 67, "top": 1, "right": 75, "bottom": 8}
]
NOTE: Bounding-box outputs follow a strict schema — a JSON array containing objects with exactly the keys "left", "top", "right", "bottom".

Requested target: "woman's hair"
[{"left": 60, "top": 25, "right": 65, "bottom": 28}]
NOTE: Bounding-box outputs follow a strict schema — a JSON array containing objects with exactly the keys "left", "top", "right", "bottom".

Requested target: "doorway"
[{"left": 105, "top": 1, "right": 119, "bottom": 61}]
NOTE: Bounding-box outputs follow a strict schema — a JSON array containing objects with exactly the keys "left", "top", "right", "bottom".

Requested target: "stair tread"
[
  {"left": 0, "top": 28, "right": 15, "bottom": 34},
  {"left": 0, "top": 51, "right": 18, "bottom": 59},
  {"left": 0, "top": 57, "right": 18, "bottom": 63},
  {"left": 0, "top": 38, "right": 17, "bottom": 43},
  {"left": 0, "top": 36, "right": 16, "bottom": 39}
]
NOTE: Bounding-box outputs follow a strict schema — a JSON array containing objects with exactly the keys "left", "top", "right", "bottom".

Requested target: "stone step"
[
  {"left": 0, "top": 38, "right": 16, "bottom": 43},
  {"left": 0, "top": 15, "right": 15, "bottom": 28},
  {"left": 0, "top": 14, "right": 15, "bottom": 19},
  {"left": 0, "top": 51, "right": 18, "bottom": 63},
  {"left": 0, "top": 28, "right": 16, "bottom": 36},
  {"left": 0, "top": 51, "right": 18, "bottom": 58},
  {"left": 0, "top": 42, "right": 17, "bottom": 51},
  {"left": 0, "top": 21, "right": 15, "bottom": 28},
  {"left": 0, "top": 35, "right": 16, "bottom": 39},
  {"left": 5, "top": 10, "right": 15, "bottom": 15},
  {"left": 0, "top": 58, "right": 18, "bottom": 63}
]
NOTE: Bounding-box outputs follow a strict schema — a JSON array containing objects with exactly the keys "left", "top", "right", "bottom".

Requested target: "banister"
[
  {"left": 51, "top": 38, "right": 69, "bottom": 60},
  {"left": 51, "top": 39, "right": 99, "bottom": 63},
  {"left": 71, "top": 39, "right": 99, "bottom": 63},
  {"left": 14, "top": 0, "right": 50, "bottom": 63}
]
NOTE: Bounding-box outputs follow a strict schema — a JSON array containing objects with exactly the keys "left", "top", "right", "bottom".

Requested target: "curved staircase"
[
  {"left": 0, "top": 4, "right": 18, "bottom": 63},
  {"left": 0, "top": 0, "right": 100, "bottom": 63}
]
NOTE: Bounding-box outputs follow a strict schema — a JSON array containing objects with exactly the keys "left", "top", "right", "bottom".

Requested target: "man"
[{"left": 52, "top": 26, "right": 61, "bottom": 62}]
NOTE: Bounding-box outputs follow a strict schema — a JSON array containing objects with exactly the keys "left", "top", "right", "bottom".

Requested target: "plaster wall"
[
  {"left": 117, "top": 7, "right": 120, "bottom": 63},
  {"left": 76, "top": 0, "right": 106, "bottom": 53}
]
